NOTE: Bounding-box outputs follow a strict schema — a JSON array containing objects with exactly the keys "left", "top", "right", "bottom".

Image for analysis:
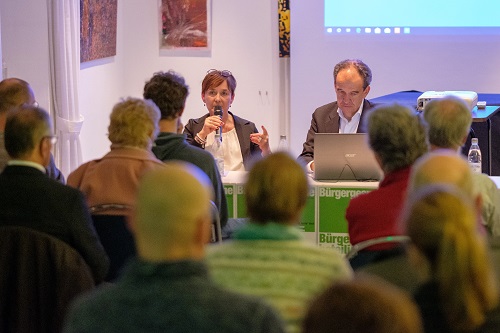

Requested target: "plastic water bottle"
[
  {"left": 277, "top": 135, "right": 288, "bottom": 151},
  {"left": 213, "top": 132, "right": 225, "bottom": 176},
  {"left": 468, "top": 138, "right": 482, "bottom": 173}
]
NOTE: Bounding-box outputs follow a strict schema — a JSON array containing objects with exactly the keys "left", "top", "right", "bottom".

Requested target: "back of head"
[
  {"left": 0, "top": 78, "right": 35, "bottom": 115},
  {"left": 245, "top": 152, "right": 308, "bottom": 224},
  {"left": 5, "top": 105, "right": 51, "bottom": 159},
  {"left": 108, "top": 97, "right": 160, "bottom": 149},
  {"left": 134, "top": 162, "right": 213, "bottom": 260},
  {"left": 201, "top": 69, "right": 237, "bottom": 95},
  {"left": 303, "top": 275, "right": 423, "bottom": 333},
  {"left": 143, "top": 70, "right": 189, "bottom": 120},
  {"left": 423, "top": 96, "right": 472, "bottom": 149},
  {"left": 409, "top": 151, "right": 475, "bottom": 198},
  {"left": 403, "top": 185, "right": 498, "bottom": 331},
  {"left": 333, "top": 59, "right": 372, "bottom": 89},
  {"left": 367, "top": 104, "right": 428, "bottom": 173}
]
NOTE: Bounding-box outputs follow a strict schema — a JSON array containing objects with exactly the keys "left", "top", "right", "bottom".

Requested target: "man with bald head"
[
  {"left": 422, "top": 96, "right": 500, "bottom": 236},
  {"left": 64, "top": 163, "right": 286, "bottom": 333},
  {"left": 0, "top": 78, "right": 64, "bottom": 182}
]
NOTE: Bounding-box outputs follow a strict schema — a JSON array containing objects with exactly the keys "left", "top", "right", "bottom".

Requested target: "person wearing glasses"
[
  {"left": 298, "top": 59, "right": 377, "bottom": 172},
  {"left": 0, "top": 77, "right": 65, "bottom": 182},
  {"left": 183, "top": 69, "right": 271, "bottom": 171},
  {"left": 0, "top": 105, "right": 109, "bottom": 283}
]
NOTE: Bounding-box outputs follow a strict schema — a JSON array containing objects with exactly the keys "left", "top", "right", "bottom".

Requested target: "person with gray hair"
[
  {"left": 346, "top": 104, "right": 428, "bottom": 269},
  {"left": 0, "top": 105, "right": 109, "bottom": 283},
  {"left": 67, "top": 97, "right": 167, "bottom": 216},
  {"left": 422, "top": 96, "right": 500, "bottom": 236},
  {"left": 298, "top": 59, "right": 378, "bottom": 170}
]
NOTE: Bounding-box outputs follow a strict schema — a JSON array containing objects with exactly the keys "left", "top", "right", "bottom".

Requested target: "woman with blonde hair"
[
  {"left": 68, "top": 97, "right": 167, "bottom": 281},
  {"left": 404, "top": 185, "right": 500, "bottom": 332}
]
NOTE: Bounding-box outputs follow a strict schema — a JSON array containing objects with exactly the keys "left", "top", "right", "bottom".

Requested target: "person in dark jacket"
[{"left": 143, "top": 70, "right": 228, "bottom": 228}]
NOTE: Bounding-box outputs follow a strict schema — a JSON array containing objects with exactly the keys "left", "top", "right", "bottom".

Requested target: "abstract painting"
[
  {"left": 80, "top": 0, "right": 117, "bottom": 63},
  {"left": 160, "top": 0, "right": 210, "bottom": 51},
  {"left": 279, "top": 0, "right": 290, "bottom": 57}
]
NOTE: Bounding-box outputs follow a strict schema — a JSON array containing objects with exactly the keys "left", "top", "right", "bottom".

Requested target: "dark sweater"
[
  {"left": 64, "top": 260, "right": 286, "bottom": 333},
  {"left": 153, "top": 132, "right": 228, "bottom": 227}
]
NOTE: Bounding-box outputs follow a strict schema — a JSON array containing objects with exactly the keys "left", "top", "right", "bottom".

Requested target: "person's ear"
[
  {"left": 193, "top": 214, "right": 212, "bottom": 246},
  {"left": 363, "top": 85, "right": 371, "bottom": 97},
  {"left": 39, "top": 137, "right": 51, "bottom": 161}
]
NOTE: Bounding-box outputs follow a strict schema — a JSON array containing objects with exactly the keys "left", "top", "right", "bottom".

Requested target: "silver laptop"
[{"left": 314, "top": 133, "right": 383, "bottom": 181}]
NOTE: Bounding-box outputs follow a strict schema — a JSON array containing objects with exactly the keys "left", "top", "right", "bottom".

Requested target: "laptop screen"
[{"left": 314, "top": 133, "right": 383, "bottom": 181}]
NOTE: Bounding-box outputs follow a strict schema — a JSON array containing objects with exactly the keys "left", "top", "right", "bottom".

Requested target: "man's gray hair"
[
  {"left": 423, "top": 96, "right": 471, "bottom": 149},
  {"left": 367, "top": 104, "right": 428, "bottom": 173}
]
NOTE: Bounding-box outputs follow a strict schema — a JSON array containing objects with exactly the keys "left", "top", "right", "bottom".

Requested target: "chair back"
[
  {"left": 347, "top": 235, "right": 410, "bottom": 270},
  {"left": 90, "top": 204, "right": 136, "bottom": 282},
  {"left": 0, "top": 226, "right": 95, "bottom": 333}
]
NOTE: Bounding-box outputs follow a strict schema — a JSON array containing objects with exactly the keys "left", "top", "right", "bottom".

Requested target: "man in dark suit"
[
  {"left": 0, "top": 105, "right": 109, "bottom": 284},
  {"left": 0, "top": 77, "right": 65, "bottom": 182},
  {"left": 298, "top": 59, "right": 377, "bottom": 171}
]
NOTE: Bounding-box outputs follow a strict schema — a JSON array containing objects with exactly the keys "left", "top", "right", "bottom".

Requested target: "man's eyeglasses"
[
  {"left": 43, "top": 135, "right": 58, "bottom": 145},
  {"left": 207, "top": 69, "right": 232, "bottom": 77}
]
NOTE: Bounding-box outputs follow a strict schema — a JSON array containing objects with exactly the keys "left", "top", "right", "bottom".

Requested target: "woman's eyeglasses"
[{"left": 207, "top": 69, "right": 232, "bottom": 77}]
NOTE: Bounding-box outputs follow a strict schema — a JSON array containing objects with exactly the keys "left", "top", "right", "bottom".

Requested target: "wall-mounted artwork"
[
  {"left": 279, "top": 0, "right": 290, "bottom": 58},
  {"left": 80, "top": 0, "right": 118, "bottom": 63},
  {"left": 160, "top": 0, "right": 211, "bottom": 53}
]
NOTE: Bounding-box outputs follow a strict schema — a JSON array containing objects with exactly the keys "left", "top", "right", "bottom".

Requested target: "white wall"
[
  {"left": 289, "top": 1, "right": 500, "bottom": 157},
  {"left": 79, "top": 0, "right": 281, "bottom": 163},
  {"left": 0, "top": 0, "right": 51, "bottom": 113},
  {"left": 1, "top": 0, "right": 281, "bottom": 168}
]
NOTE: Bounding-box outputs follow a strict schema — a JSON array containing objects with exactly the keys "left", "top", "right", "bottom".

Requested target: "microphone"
[{"left": 214, "top": 106, "right": 223, "bottom": 136}]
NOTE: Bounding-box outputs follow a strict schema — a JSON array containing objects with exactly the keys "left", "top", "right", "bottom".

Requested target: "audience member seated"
[
  {"left": 421, "top": 96, "right": 500, "bottom": 236},
  {"left": 361, "top": 152, "right": 492, "bottom": 293},
  {"left": 67, "top": 97, "right": 166, "bottom": 281},
  {"left": 404, "top": 185, "right": 500, "bottom": 333},
  {"left": 0, "top": 105, "right": 109, "bottom": 283},
  {"left": 303, "top": 274, "right": 423, "bottom": 333},
  {"left": 346, "top": 104, "right": 427, "bottom": 269},
  {"left": 183, "top": 69, "right": 270, "bottom": 170},
  {"left": 143, "top": 70, "right": 228, "bottom": 229},
  {"left": 64, "top": 163, "right": 286, "bottom": 333},
  {"left": 207, "top": 152, "right": 353, "bottom": 333},
  {"left": 0, "top": 77, "right": 64, "bottom": 182}
]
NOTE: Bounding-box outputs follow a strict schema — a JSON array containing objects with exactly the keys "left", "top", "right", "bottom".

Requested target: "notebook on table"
[{"left": 313, "top": 133, "right": 383, "bottom": 181}]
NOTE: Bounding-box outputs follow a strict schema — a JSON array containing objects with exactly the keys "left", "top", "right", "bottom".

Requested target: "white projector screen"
[
  {"left": 289, "top": 1, "right": 500, "bottom": 158},
  {"left": 325, "top": 0, "right": 500, "bottom": 36}
]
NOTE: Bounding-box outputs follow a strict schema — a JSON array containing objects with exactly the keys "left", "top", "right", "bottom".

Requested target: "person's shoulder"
[
  {"left": 67, "top": 160, "right": 95, "bottom": 186},
  {"left": 210, "top": 283, "right": 286, "bottom": 330},
  {"left": 473, "top": 172, "right": 497, "bottom": 187},
  {"left": 231, "top": 113, "right": 255, "bottom": 127},
  {"left": 314, "top": 101, "right": 339, "bottom": 113},
  {"left": 186, "top": 113, "right": 209, "bottom": 125}
]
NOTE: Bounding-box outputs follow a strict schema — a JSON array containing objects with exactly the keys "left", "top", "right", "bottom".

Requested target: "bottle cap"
[{"left": 472, "top": 138, "right": 478, "bottom": 144}]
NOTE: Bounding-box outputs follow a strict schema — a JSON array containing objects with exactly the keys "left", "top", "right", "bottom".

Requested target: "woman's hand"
[
  {"left": 199, "top": 115, "right": 224, "bottom": 139},
  {"left": 250, "top": 126, "right": 271, "bottom": 155}
]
